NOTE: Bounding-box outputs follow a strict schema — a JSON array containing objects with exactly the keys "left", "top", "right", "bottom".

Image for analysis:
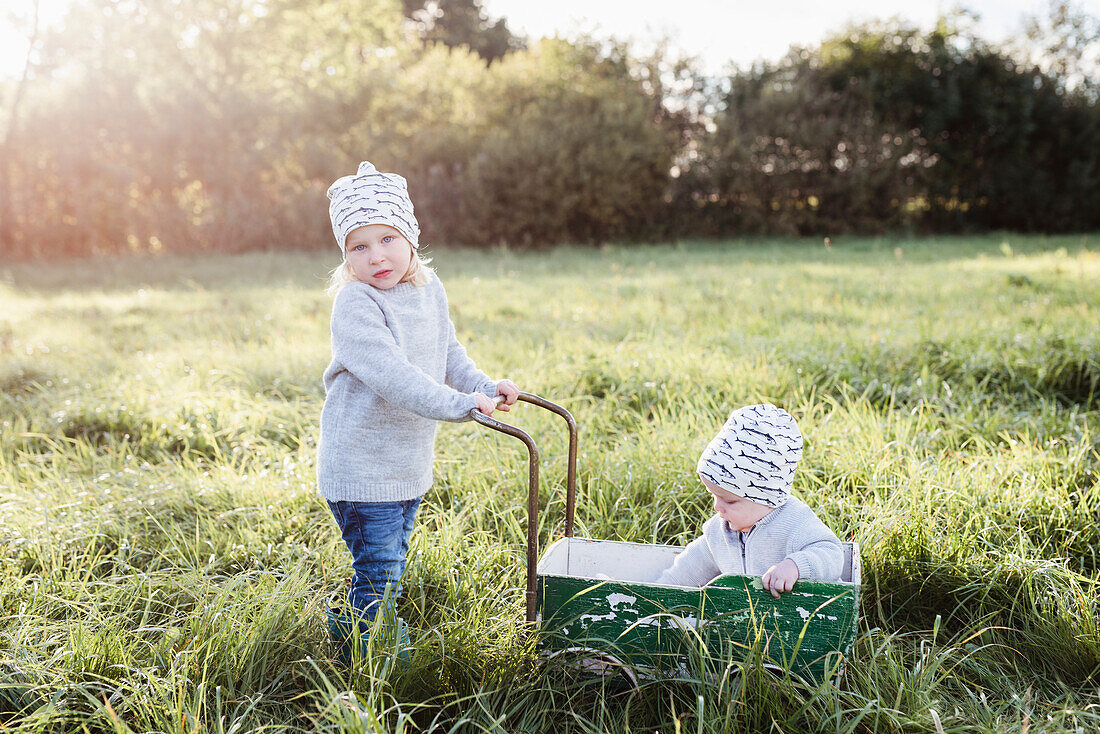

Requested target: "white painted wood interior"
[{"left": 537, "top": 538, "right": 861, "bottom": 586}]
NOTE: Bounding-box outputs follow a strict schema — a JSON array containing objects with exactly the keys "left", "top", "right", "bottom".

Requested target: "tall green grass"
[{"left": 1, "top": 233, "right": 1098, "bottom": 731}]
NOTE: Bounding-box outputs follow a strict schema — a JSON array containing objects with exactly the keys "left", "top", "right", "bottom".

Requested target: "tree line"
[{"left": 1, "top": 0, "right": 1098, "bottom": 259}]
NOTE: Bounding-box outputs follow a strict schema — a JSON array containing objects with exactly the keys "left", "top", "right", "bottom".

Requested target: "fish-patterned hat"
[
  {"left": 697, "top": 404, "right": 803, "bottom": 508},
  {"left": 327, "top": 161, "right": 421, "bottom": 254}
]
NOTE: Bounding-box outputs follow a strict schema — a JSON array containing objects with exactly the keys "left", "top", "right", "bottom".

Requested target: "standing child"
[
  {"left": 656, "top": 404, "right": 843, "bottom": 597},
  {"left": 319, "top": 161, "right": 519, "bottom": 644}
]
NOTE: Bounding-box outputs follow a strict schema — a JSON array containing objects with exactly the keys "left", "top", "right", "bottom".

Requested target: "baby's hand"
[
  {"left": 761, "top": 559, "right": 800, "bottom": 599},
  {"left": 495, "top": 379, "right": 520, "bottom": 411}
]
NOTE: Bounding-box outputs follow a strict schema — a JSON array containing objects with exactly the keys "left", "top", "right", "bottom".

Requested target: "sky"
[
  {"left": 480, "top": 0, "right": 1100, "bottom": 74},
  {"left": 2, "top": 0, "right": 1099, "bottom": 79}
]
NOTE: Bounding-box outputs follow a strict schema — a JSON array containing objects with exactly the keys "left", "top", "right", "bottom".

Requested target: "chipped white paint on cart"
[
  {"left": 579, "top": 611, "right": 616, "bottom": 624},
  {"left": 606, "top": 593, "right": 637, "bottom": 612},
  {"left": 636, "top": 613, "right": 702, "bottom": 631},
  {"left": 578, "top": 592, "right": 640, "bottom": 626}
]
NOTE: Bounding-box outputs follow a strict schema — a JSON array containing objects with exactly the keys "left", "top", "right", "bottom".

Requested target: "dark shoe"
[{"left": 327, "top": 604, "right": 412, "bottom": 664}]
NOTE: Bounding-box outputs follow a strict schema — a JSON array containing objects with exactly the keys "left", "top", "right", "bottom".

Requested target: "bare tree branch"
[
  {"left": 3, "top": 0, "right": 41, "bottom": 143},
  {"left": 1, "top": 0, "right": 41, "bottom": 253}
]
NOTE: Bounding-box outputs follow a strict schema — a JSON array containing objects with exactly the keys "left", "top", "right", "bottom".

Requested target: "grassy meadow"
[{"left": 1, "top": 233, "right": 1098, "bottom": 732}]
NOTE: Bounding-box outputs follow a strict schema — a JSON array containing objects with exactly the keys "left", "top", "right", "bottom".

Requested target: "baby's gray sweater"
[
  {"left": 656, "top": 496, "right": 844, "bottom": 586},
  {"left": 317, "top": 275, "right": 498, "bottom": 502}
]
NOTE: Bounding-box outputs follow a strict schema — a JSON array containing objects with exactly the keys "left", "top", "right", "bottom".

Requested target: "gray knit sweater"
[
  {"left": 655, "top": 496, "right": 844, "bottom": 586},
  {"left": 317, "top": 275, "right": 498, "bottom": 502}
]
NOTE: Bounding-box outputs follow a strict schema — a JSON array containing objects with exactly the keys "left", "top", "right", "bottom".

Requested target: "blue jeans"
[{"left": 328, "top": 497, "right": 421, "bottom": 620}]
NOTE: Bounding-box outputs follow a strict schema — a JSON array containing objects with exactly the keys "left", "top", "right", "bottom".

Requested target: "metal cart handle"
[{"left": 469, "top": 391, "right": 578, "bottom": 624}]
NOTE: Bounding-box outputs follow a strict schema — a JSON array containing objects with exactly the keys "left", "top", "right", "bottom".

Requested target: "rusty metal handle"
[
  {"left": 469, "top": 392, "right": 577, "bottom": 535},
  {"left": 512, "top": 393, "right": 577, "bottom": 538},
  {"left": 469, "top": 391, "right": 578, "bottom": 624}
]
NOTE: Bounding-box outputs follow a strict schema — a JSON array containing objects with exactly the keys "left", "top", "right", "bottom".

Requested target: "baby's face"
[{"left": 702, "top": 478, "right": 773, "bottom": 532}]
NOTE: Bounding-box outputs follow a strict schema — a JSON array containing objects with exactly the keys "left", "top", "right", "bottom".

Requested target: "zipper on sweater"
[{"left": 738, "top": 531, "right": 747, "bottom": 574}]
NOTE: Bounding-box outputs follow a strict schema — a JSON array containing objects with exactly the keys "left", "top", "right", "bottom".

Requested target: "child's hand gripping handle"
[{"left": 472, "top": 393, "right": 508, "bottom": 416}]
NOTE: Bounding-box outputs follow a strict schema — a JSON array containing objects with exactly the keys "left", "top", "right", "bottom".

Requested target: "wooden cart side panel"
[{"left": 538, "top": 574, "right": 858, "bottom": 681}]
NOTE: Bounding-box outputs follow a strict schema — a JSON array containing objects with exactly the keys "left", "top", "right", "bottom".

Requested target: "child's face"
[
  {"left": 345, "top": 224, "right": 414, "bottom": 290},
  {"left": 702, "top": 477, "right": 773, "bottom": 532}
]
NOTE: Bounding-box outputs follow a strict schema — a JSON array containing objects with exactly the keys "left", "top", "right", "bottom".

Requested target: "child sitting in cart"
[{"left": 654, "top": 404, "right": 843, "bottom": 598}]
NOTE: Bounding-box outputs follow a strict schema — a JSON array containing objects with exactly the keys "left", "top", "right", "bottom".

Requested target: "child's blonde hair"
[{"left": 326, "top": 246, "right": 434, "bottom": 298}]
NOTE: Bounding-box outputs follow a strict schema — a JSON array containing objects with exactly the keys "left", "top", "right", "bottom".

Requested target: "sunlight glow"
[{"left": 1, "top": 0, "right": 72, "bottom": 80}]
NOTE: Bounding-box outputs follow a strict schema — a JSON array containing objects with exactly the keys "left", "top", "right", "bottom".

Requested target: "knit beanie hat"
[
  {"left": 326, "top": 161, "right": 421, "bottom": 255},
  {"left": 697, "top": 404, "right": 803, "bottom": 508}
]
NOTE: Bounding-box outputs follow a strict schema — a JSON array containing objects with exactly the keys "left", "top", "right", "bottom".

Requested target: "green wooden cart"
[{"left": 472, "top": 394, "right": 861, "bottom": 684}]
